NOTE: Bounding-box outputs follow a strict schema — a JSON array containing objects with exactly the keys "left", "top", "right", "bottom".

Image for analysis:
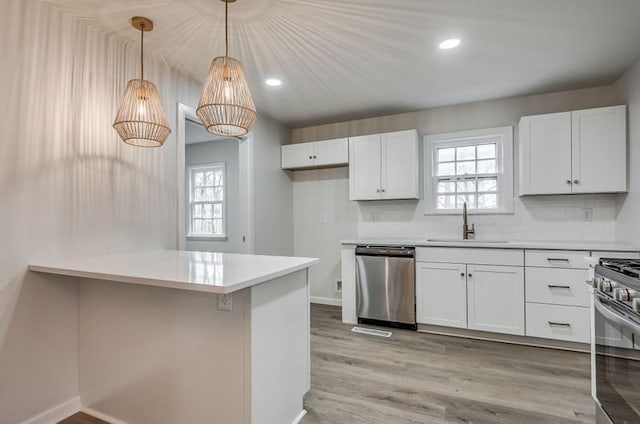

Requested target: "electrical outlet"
[
  {"left": 582, "top": 208, "right": 593, "bottom": 222},
  {"left": 217, "top": 294, "right": 233, "bottom": 311},
  {"left": 335, "top": 280, "right": 342, "bottom": 293},
  {"left": 320, "top": 213, "right": 328, "bottom": 223},
  {"left": 369, "top": 212, "right": 382, "bottom": 222}
]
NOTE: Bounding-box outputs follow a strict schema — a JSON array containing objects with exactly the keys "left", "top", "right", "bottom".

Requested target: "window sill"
[{"left": 186, "top": 235, "right": 228, "bottom": 241}]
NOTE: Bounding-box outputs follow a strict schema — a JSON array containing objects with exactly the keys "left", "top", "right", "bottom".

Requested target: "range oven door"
[{"left": 595, "top": 292, "right": 640, "bottom": 423}]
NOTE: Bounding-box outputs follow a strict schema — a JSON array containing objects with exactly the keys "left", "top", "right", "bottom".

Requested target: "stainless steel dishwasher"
[{"left": 355, "top": 246, "right": 416, "bottom": 330}]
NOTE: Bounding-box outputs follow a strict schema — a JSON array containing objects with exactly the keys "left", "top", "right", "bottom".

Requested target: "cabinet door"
[
  {"left": 349, "top": 135, "right": 382, "bottom": 200},
  {"left": 380, "top": 130, "right": 420, "bottom": 199},
  {"left": 467, "top": 265, "right": 525, "bottom": 335},
  {"left": 313, "top": 138, "right": 349, "bottom": 167},
  {"left": 571, "top": 105, "right": 627, "bottom": 193},
  {"left": 519, "top": 112, "right": 572, "bottom": 195},
  {"left": 281, "top": 143, "right": 314, "bottom": 169},
  {"left": 416, "top": 262, "right": 467, "bottom": 328}
]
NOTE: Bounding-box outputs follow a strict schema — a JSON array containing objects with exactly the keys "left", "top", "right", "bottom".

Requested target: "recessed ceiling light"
[
  {"left": 439, "top": 38, "right": 461, "bottom": 50},
  {"left": 265, "top": 78, "right": 282, "bottom": 87}
]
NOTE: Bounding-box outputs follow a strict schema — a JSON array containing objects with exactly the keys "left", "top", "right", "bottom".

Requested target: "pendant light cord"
[
  {"left": 140, "top": 23, "right": 145, "bottom": 80},
  {"left": 225, "top": 0, "right": 229, "bottom": 57}
]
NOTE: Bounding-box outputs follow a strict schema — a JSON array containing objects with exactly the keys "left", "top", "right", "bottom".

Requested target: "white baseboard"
[
  {"left": 310, "top": 296, "right": 342, "bottom": 306},
  {"left": 20, "top": 396, "right": 81, "bottom": 424},
  {"left": 81, "top": 407, "right": 129, "bottom": 424},
  {"left": 292, "top": 409, "right": 307, "bottom": 424}
]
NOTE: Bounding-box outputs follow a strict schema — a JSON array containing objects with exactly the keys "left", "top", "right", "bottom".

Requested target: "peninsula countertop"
[
  {"left": 29, "top": 250, "right": 319, "bottom": 294},
  {"left": 340, "top": 238, "right": 640, "bottom": 252}
]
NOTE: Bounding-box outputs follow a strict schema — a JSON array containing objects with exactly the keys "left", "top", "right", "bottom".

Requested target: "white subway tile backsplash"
[{"left": 357, "top": 194, "right": 618, "bottom": 241}]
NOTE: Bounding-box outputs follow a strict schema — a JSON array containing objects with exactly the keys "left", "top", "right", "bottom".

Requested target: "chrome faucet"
[{"left": 462, "top": 202, "right": 475, "bottom": 240}]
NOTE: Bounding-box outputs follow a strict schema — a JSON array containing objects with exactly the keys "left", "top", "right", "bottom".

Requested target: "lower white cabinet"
[
  {"left": 413, "top": 248, "right": 639, "bottom": 344},
  {"left": 524, "top": 249, "right": 591, "bottom": 344},
  {"left": 467, "top": 265, "right": 525, "bottom": 336},
  {"left": 416, "top": 262, "right": 467, "bottom": 328},
  {"left": 525, "top": 303, "right": 590, "bottom": 343},
  {"left": 525, "top": 267, "right": 590, "bottom": 307},
  {"left": 416, "top": 262, "right": 525, "bottom": 336}
]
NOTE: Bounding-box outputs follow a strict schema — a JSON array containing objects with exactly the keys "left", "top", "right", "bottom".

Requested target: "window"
[
  {"left": 425, "top": 126, "right": 513, "bottom": 214},
  {"left": 187, "top": 163, "right": 226, "bottom": 238}
]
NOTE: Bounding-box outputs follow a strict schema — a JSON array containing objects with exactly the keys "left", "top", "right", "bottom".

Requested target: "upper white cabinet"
[
  {"left": 519, "top": 112, "right": 572, "bottom": 195},
  {"left": 571, "top": 106, "right": 627, "bottom": 194},
  {"left": 519, "top": 105, "right": 627, "bottom": 195},
  {"left": 281, "top": 138, "right": 348, "bottom": 170},
  {"left": 349, "top": 129, "right": 420, "bottom": 200},
  {"left": 349, "top": 134, "right": 381, "bottom": 200}
]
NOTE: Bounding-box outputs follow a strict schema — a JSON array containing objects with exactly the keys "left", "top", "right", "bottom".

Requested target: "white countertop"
[
  {"left": 340, "top": 238, "right": 640, "bottom": 252},
  {"left": 29, "top": 250, "right": 319, "bottom": 294}
]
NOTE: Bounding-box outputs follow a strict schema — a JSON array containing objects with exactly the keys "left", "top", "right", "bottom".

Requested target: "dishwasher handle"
[{"left": 355, "top": 246, "right": 415, "bottom": 258}]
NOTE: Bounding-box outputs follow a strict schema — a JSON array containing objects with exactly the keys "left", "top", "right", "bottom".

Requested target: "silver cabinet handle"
[
  {"left": 547, "top": 284, "right": 571, "bottom": 290},
  {"left": 548, "top": 321, "right": 571, "bottom": 327},
  {"left": 547, "top": 258, "right": 570, "bottom": 263}
]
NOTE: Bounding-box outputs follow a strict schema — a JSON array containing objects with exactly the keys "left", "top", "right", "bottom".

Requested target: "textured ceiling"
[{"left": 43, "top": 0, "right": 640, "bottom": 127}]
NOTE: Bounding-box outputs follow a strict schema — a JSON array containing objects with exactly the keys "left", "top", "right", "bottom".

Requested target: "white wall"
[
  {"left": 185, "top": 139, "right": 242, "bottom": 253},
  {"left": 0, "top": 1, "right": 201, "bottom": 422},
  {"left": 293, "top": 168, "right": 358, "bottom": 304},
  {"left": 292, "top": 85, "right": 624, "bottom": 302},
  {"left": 614, "top": 59, "right": 640, "bottom": 243},
  {"left": 252, "top": 117, "right": 294, "bottom": 256},
  {"left": 78, "top": 280, "right": 250, "bottom": 424}
]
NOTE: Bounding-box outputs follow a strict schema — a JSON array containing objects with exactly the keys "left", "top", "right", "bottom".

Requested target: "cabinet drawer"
[
  {"left": 525, "top": 250, "right": 589, "bottom": 269},
  {"left": 525, "top": 268, "right": 590, "bottom": 307},
  {"left": 525, "top": 303, "right": 590, "bottom": 343},
  {"left": 416, "top": 247, "right": 523, "bottom": 266}
]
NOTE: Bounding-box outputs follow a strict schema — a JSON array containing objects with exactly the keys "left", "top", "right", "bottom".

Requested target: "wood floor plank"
[
  {"left": 57, "top": 412, "right": 108, "bottom": 424},
  {"left": 303, "top": 304, "right": 594, "bottom": 424}
]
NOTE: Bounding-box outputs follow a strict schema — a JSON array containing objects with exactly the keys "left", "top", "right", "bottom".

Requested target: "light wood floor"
[
  {"left": 58, "top": 413, "right": 107, "bottom": 424},
  {"left": 59, "top": 304, "right": 595, "bottom": 424},
  {"left": 302, "top": 304, "right": 594, "bottom": 424}
]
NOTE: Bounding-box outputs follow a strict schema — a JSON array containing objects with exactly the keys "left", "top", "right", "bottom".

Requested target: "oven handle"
[{"left": 595, "top": 293, "right": 640, "bottom": 332}]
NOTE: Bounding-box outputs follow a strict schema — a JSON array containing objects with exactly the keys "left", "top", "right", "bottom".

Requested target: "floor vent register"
[{"left": 351, "top": 327, "right": 392, "bottom": 338}]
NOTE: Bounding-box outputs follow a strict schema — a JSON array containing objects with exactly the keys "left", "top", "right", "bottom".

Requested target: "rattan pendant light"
[
  {"left": 197, "top": 0, "right": 257, "bottom": 137},
  {"left": 113, "top": 17, "right": 171, "bottom": 147}
]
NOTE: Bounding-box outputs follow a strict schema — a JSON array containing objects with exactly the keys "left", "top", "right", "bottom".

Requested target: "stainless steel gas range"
[{"left": 593, "top": 258, "right": 640, "bottom": 424}]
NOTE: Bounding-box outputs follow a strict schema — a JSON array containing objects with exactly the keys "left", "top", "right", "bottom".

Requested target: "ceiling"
[{"left": 44, "top": 0, "right": 640, "bottom": 128}]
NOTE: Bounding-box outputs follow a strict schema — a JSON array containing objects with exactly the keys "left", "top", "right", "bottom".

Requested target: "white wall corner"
[{"left": 19, "top": 397, "right": 81, "bottom": 424}]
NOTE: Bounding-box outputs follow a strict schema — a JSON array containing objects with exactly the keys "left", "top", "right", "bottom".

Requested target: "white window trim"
[
  {"left": 186, "top": 162, "right": 228, "bottom": 240},
  {"left": 423, "top": 126, "right": 514, "bottom": 215}
]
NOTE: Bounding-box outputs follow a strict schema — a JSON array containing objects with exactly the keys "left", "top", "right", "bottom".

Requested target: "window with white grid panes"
[
  {"left": 188, "top": 163, "right": 226, "bottom": 237},
  {"left": 425, "top": 126, "right": 514, "bottom": 214},
  {"left": 436, "top": 142, "right": 498, "bottom": 210}
]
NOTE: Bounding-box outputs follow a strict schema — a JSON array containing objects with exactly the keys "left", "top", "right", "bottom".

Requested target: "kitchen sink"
[{"left": 427, "top": 238, "right": 510, "bottom": 244}]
